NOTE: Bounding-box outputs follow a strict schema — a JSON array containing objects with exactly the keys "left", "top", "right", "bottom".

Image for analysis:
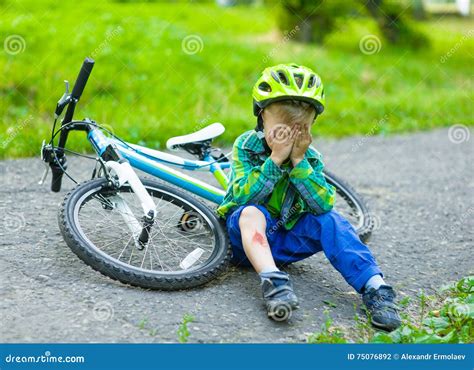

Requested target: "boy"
[{"left": 217, "top": 64, "right": 401, "bottom": 331}]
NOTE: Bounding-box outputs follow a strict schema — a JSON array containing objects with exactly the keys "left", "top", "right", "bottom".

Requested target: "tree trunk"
[
  {"left": 364, "top": 0, "right": 401, "bottom": 43},
  {"left": 299, "top": 19, "right": 313, "bottom": 43},
  {"left": 413, "top": 0, "right": 427, "bottom": 20}
]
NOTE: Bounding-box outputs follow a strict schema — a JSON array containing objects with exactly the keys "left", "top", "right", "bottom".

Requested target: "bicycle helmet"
[{"left": 253, "top": 63, "right": 325, "bottom": 118}]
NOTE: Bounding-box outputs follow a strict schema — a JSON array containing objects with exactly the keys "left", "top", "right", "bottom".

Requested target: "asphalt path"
[{"left": 1, "top": 127, "right": 472, "bottom": 342}]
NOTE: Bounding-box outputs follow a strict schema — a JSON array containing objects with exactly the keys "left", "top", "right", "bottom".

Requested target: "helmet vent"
[
  {"left": 294, "top": 73, "right": 304, "bottom": 89},
  {"left": 315, "top": 75, "right": 322, "bottom": 88},
  {"left": 308, "top": 75, "right": 315, "bottom": 88},
  {"left": 277, "top": 70, "right": 289, "bottom": 85},
  {"left": 270, "top": 71, "right": 280, "bottom": 83},
  {"left": 258, "top": 82, "right": 272, "bottom": 92}
]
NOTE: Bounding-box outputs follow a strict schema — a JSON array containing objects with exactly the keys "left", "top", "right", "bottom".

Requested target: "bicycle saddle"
[{"left": 166, "top": 122, "right": 225, "bottom": 151}]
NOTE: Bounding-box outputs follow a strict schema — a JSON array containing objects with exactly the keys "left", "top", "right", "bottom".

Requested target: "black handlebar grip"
[{"left": 71, "top": 57, "right": 95, "bottom": 101}]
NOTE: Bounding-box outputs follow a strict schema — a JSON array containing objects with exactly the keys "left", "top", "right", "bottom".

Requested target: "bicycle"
[{"left": 40, "top": 58, "right": 374, "bottom": 290}]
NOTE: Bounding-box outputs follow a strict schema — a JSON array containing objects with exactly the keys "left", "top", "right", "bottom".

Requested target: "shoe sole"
[{"left": 371, "top": 319, "right": 400, "bottom": 332}]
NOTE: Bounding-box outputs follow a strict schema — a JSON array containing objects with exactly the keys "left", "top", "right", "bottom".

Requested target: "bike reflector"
[{"left": 180, "top": 248, "right": 205, "bottom": 270}]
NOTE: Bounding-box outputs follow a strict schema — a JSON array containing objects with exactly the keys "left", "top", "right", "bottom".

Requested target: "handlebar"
[
  {"left": 45, "top": 57, "right": 95, "bottom": 192},
  {"left": 71, "top": 57, "right": 95, "bottom": 101}
]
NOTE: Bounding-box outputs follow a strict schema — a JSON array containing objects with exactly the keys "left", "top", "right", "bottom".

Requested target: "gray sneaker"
[
  {"left": 260, "top": 271, "right": 299, "bottom": 321},
  {"left": 362, "top": 285, "right": 402, "bottom": 331}
]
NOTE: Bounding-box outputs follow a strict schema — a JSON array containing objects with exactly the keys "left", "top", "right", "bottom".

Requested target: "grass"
[
  {"left": 135, "top": 314, "right": 195, "bottom": 340},
  {"left": 307, "top": 276, "right": 474, "bottom": 344},
  {"left": 0, "top": 0, "right": 473, "bottom": 158},
  {"left": 177, "top": 313, "right": 194, "bottom": 343}
]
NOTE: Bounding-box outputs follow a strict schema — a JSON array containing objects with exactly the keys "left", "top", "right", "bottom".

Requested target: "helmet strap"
[
  {"left": 255, "top": 114, "right": 264, "bottom": 133},
  {"left": 255, "top": 115, "right": 270, "bottom": 154}
]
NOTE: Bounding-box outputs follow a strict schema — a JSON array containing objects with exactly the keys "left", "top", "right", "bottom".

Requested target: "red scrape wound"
[{"left": 252, "top": 231, "right": 268, "bottom": 248}]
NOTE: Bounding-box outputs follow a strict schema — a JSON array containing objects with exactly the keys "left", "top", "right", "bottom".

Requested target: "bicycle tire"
[
  {"left": 58, "top": 177, "right": 231, "bottom": 290},
  {"left": 324, "top": 169, "right": 374, "bottom": 242}
]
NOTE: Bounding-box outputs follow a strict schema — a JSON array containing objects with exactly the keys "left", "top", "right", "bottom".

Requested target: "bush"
[
  {"left": 277, "top": 0, "right": 428, "bottom": 47},
  {"left": 277, "top": 0, "right": 356, "bottom": 43}
]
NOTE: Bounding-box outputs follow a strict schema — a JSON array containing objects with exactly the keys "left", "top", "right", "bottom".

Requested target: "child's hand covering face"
[
  {"left": 265, "top": 122, "right": 312, "bottom": 167},
  {"left": 265, "top": 124, "right": 298, "bottom": 166},
  {"left": 290, "top": 123, "right": 312, "bottom": 166}
]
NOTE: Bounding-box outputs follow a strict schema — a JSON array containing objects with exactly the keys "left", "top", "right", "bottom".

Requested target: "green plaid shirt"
[{"left": 217, "top": 129, "right": 336, "bottom": 230}]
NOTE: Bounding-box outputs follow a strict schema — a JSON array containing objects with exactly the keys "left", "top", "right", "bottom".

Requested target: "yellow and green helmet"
[{"left": 252, "top": 63, "right": 325, "bottom": 117}]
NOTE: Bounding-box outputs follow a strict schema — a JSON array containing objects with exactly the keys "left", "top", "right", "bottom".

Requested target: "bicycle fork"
[{"left": 105, "top": 160, "right": 156, "bottom": 249}]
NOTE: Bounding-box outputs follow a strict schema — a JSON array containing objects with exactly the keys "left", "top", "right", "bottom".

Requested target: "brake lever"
[
  {"left": 38, "top": 140, "right": 49, "bottom": 185},
  {"left": 55, "top": 80, "right": 71, "bottom": 118},
  {"left": 38, "top": 166, "right": 49, "bottom": 185}
]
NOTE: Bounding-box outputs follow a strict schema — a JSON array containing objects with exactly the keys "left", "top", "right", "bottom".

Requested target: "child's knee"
[{"left": 238, "top": 205, "right": 266, "bottom": 227}]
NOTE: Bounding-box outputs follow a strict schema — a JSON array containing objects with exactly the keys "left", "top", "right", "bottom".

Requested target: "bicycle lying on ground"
[{"left": 40, "top": 58, "right": 375, "bottom": 290}]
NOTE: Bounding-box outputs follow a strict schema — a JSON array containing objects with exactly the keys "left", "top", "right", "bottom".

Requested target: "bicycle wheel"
[
  {"left": 59, "top": 177, "right": 231, "bottom": 290},
  {"left": 323, "top": 169, "right": 374, "bottom": 242}
]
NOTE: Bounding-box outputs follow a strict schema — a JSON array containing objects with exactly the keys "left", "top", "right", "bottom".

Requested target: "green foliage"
[
  {"left": 137, "top": 317, "right": 159, "bottom": 336},
  {"left": 364, "top": 0, "right": 429, "bottom": 48},
  {"left": 307, "top": 277, "right": 474, "bottom": 344},
  {"left": 352, "top": 306, "right": 376, "bottom": 343},
  {"left": 277, "top": 0, "right": 356, "bottom": 43},
  {"left": 0, "top": 0, "right": 472, "bottom": 158},
  {"left": 277, "top": 0, "right": 428, "bottom": 46},
  {"left": 398, "top": 296, "right": 411, "bottom": 308},
  {"left": 177, "top": 313, "right": 195, "bottom": 343},
  {"left": 372, "top": 276, "right": 474, "bottom": 344},
  {"left": 137, "top": 318, "right": 148, "bottom": 330},
  {"left": 307, "top": 310, "right": 348, "bottom": 343},
  {"left": 323, "top": 300, "right": 337, "bottom": 308}
]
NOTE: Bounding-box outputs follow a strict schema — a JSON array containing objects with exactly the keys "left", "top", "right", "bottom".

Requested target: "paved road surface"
[{"left": 1, "top": 127, "right": 472, "bottom": 343}]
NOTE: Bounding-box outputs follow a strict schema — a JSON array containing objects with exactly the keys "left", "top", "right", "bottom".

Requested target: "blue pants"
[{"left": 226, "top": 204, "right": 382, "bottom": 293}]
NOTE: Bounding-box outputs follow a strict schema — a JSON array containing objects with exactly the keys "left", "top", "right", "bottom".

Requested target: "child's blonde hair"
[{"left": 265, "top": 100, "right": 316, "bottom": 126}]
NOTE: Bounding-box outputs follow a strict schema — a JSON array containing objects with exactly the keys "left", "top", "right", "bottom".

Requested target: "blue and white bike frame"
[{"left": 88, "top": 127, "right": 229, "bottom": 205}]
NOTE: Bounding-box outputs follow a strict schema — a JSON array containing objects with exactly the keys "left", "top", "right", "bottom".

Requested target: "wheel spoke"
[{"left": 76, "top": 183, "right": 217, "bottom": 273}]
